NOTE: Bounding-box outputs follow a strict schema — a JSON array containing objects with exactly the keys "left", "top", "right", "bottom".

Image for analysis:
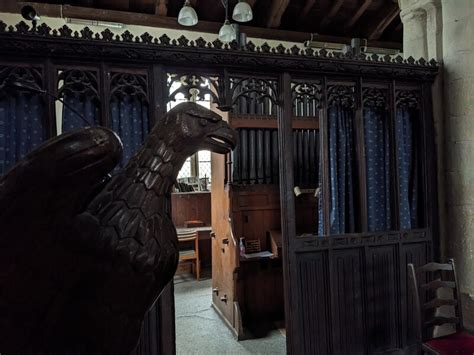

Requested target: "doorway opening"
[{"left": 168, "top": 75, "right": 287, "bottom": 354}]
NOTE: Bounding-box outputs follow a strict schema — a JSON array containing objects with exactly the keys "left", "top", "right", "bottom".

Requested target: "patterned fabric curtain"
[
  {"left": 327, "top": 105, "right": 357, "bottom": 235},
  {"left": 110, "top": 95, "right": 149, "bottom": 168},
  {"left": 0, "top": 93, "right": 45, "bottom": 175},
  {"left": 364, "top": 107, "right": 392, "bottom": 232},
  {"left": 62, "top": 92, "right": 99, "bottom": 133},
  {"left": 396, "top": 107, "right": 421, "bottom": 229}
]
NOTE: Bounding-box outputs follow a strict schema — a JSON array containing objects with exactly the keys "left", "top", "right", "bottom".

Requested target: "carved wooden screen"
[
  {"left": 282, "top": 75, "right": 434, "bottom": 354},
  {"left": 0, "top": 19, "right": 438, "bottom": 355}
]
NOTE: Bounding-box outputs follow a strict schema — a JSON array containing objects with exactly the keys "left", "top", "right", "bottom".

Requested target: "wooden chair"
[
  {"left": 408, "top": 259, "right": 474, "bottom": 354},
  {"left": 177, "top": 229, "right": 200, "bottom": 280}
]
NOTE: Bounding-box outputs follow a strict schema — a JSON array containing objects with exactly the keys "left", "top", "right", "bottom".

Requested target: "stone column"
[
  {"left": 400, "top": 8, "right": 428, "bottom": 59},
  {"left": 399, "top": 0, "right": 446, "bottom": 265},
  {"left": 441, "top": 0, "right": 474, "bottom": 330}
]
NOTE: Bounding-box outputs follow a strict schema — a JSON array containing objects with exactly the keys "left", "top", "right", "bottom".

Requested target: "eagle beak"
[{"left": 205, "top": 124, "right": 237, "bottom": 154}]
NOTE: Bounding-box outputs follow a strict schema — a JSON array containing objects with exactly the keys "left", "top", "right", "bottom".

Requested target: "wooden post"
[
  {"left": 44, "top": 59, "right": 57, "bottom": 138},
  {"left": 277, "top": 72, "right": 297, "bottom": 353}
]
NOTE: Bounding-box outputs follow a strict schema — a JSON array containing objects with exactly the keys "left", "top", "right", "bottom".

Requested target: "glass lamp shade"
[
  {"left": 232, "top": 1, "right": 253, "bottom": 22},
  {"left": 178, "top": 3, "right": 198, "bottom": 26},
  {"left": 218, "top": 20, "right": 236, "bottom": 43}
]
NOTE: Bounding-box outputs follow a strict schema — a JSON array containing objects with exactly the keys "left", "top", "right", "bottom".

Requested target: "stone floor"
[{"left": 174, "top": 273, "right": 286, "bottom": 355}]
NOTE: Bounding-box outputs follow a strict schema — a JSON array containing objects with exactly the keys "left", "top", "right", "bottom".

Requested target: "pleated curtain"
[
  {"left": 327, "top": 105, "right": 356, "bottom": 235},
  {"left": 62, "top": 92, "right": 99, "bottom": 132},
  {"left": 0, "top": 93, "right": 45, "bottom": 175},
  {"left": 396, "top": 107, "right": 420, "bottom": 230},
  {"left": 110, "top": 95, "right": 149, "bottom": 168},
  {"left": 364, "top": 107, "right": 392, "bottom": 232}
]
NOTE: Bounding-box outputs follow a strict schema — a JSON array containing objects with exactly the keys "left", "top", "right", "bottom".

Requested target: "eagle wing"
[{"left": 0, "top": 127, "right": 122, "bottom": 352}]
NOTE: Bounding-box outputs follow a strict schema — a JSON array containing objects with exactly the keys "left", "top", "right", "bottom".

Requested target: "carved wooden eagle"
[{"left": 0, "top": 102, "right": 236, "bottom": 354}]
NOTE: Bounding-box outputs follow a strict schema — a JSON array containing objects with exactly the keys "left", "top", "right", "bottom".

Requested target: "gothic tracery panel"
[
  {"left": 230, "top": 76, "right": 279, "bottom": 115},
  {"left": 292, "top": 80, "right": 323, "bottom": 117}
]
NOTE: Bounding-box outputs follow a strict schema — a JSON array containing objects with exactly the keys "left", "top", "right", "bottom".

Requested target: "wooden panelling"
[
  {"left": 231, "top": 185, "right": 281, "bottom": 251},
  {"left": 237, "top": 258, "right": 284, "bottom": 330},
  {"left": 296, "top": 252, "right": 331, "bottom": 355},
  {"left": 290, "top": 238, "right": 431, "bottom": 354},
  {"left": 402, "top": 242, "right": 429, "bottom": 347},
  {"left": 295, "top": 193, "right": 319, "bottom": 234},
  {"left": 171, "top": 192, "right": 211, "bottom": 227},
  {"left": 211, "top": 149, "right": 239, "bottom": 330},
  {"left": 230, "top": 114, "right": 319, "bottom": 130},
  {"left": 331, "top": 248, "right": 365, "bottom": 355},
  {"left": 366, "top": 245, "right": 400, "bottom": 352},
  {"left": 230, "top": 185, "right": 318, "bottom": 250}
]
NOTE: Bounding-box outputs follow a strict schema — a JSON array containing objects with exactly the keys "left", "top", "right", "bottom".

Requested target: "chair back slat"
[
  {"left": 420, "top": 280, "right": 456, "bottom": 290},
  {"left": 423, "top": 298, "right": 458, "bottom": 309},
  {"left": 417, "top": 262, "right": 453, "bottom": 273},
  {"left": 424, "top": 316, "right": 460, "bottom": 328},
  {"left": 178, "top": 235, "right": 198, "bottom": 242},
  {"left": 408, "top": 258, "right": 464, "bottom": 345}
]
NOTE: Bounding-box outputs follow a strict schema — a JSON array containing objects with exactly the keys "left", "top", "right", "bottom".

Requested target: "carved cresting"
[{"left": 0, "top": 102, "right": 237, "bottom": 354}]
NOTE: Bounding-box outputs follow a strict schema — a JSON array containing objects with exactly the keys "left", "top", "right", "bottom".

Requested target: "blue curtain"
[
  {"left": 110, "top": 95, "right": 149, "bottom": 168},
  {"left": 364, "top": 107, "right": 392, "bottom": 232},
  {"left": 0, "top": 93, "right": 45, "bottom": 175},
  {"left": 62, "top": 92, "right": 99, "bottom": 132},
  {"left": 327, "top": 105, "right": 356, "bottom": 235},
  {"left": 396, "top": 107, "right": 421, "bottom": 229}
]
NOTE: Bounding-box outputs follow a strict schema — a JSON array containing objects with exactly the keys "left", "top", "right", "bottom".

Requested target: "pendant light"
[
  {"left": 219, "top": 0, "right": 236, "bottom": 43},
  {"left": 232, "top": 0, "right": 253, "bottom": 23},
  {"left": 178, "top": 0, "right": 198, "bottom": 27},
  {"left": 219, "top": 20, "right": 236, "bottom": 43}
]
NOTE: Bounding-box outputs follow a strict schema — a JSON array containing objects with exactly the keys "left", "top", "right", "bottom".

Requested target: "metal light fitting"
[
  {"left": 177, "top": 0, "right": 252, "bottom": 43},
  {"left": 65, "top": 18, "right": 124, "bottom": 29}
]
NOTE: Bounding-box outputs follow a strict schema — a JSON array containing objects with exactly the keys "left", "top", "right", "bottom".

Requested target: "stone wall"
[
  {"left": 442, "top": 0, "right": 474, "bottom": 330},
  {"left": 400, "top": 0, "right": 474, "bottom": 331}
]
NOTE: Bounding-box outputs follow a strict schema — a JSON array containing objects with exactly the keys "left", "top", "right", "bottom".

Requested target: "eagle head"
[{"left": 163, "top": 102, "right": 237, "bottom": 155}]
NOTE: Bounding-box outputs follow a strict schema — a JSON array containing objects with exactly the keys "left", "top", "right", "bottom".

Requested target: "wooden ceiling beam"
[
  {"left": 96, "top": 0, "right": 130, "bottom": 12},
  {"left": 2, "top": 1, "right": 402, "bottom": 49},
  {"left": 319, "top": 0, "right": 344, "bottom": 29},
  {"left": 345, "top": 0, "right": 372, "bottom": 31},
  {"left": 367, "top": 5, "right": 400, "bottom": 40},
  {"left": 265, "top": 0, "right": 290, "bottom": 28},
  {"left": 300, "top": 0, "right": 316, "bottom": 20},
  {"left": 155, "top": 0, "right": 167, "bottom": 15},
  {"left": 82, "top": 0, "right": 96, "bottom": 6}
]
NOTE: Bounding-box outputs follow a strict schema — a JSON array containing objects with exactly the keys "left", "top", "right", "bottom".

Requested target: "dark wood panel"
[
  {"left": 296, "top": 252, "right": 331, "bottom": 354},
  {"left": 231, "top": 185, "right": 281, "bottom": 251},
  {"left": 331, "top": 248, "right": 365, "bottom": 355},
  {"left": 366, "top": 245, "right": 400, "bottom": 352},
  {"left": 230, "top": 114, "right": 320, "bottom": 130},
  {"left": 171, "top": 192, "right": 211, "bottom": 227},
  {"left": 211, "top": 151, "right": 238, "bottom": 333},
  {"left": 230, "top": 184, "right": 317, "bottom": 251},
  {"left": 237, "top": 258, "right": 284, "bottom": 331},
  {"left": 401, "top": 242, "right": 429, "bottom": 348}
]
